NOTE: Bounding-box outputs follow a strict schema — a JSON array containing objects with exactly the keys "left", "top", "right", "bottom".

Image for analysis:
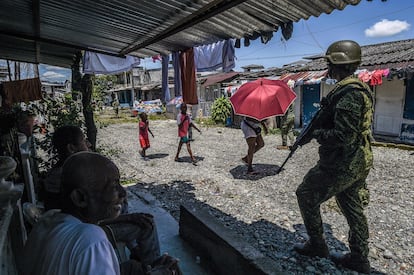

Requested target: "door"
[
  {"left": 374, "top": 79, "right": 405, "bottom": 136},
  {"left": 302, "top": 84, "right": 321, "bottom": 127}
]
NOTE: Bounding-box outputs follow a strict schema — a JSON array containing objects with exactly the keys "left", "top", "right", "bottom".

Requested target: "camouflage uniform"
[
  {"left": 296, "top": 77, "right": 373, "bottom": 258},
  {"left": 280, "top": 103, "right": 295, "bottom": 146}
]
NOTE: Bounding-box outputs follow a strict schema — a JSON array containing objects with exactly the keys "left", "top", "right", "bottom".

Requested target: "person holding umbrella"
[
  {"left": 240, "top": 117, "right": 268, "bottom": 174},
  {"left": 229, "top": 78, "right": 296, "bottom": 174}
]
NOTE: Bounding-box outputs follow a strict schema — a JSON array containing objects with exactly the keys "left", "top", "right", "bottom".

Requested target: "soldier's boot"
[
  {"left": 293, "top": 237, "right": 329, "bottom": 258},
  {"left": 331, "top": 252, "right": 370, "bottom": 274}
]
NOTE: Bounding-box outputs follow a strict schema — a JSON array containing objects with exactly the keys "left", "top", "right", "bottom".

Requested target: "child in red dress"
[{"left": 138, "top": 112, "right": 154, "bottom": 160}]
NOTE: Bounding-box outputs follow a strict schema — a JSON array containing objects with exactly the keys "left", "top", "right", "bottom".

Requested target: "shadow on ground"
[
  {"left": 147, "top": 153, "right": 169, "bottom": 159},
  {"left": 175, "top": 156, "right": 204, "bottom": 164},
  {"left": 229, "top": 163, "right": 280, "bottom": 180},
  {"left": 128, "top": 180, "right": 387, "bottom": 274}
]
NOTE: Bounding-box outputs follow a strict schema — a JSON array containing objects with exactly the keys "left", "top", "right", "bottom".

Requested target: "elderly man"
[
  {"left": 22, "top": 152, "right": 181, "bottom": 275},
  {"left": 293, "top": 40, "right": 373, "bottom": 274}
]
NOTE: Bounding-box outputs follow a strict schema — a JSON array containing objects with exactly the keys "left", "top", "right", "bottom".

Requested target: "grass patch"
[
  {"left": 95, "top": 108, "right": 168, "bottom": 126},
  {"left": 96, "top": 144, "right": 123, "bottom": 158},
  {"left": 195, "top": 117, "right": 219, "bottom": 127},
  {"left": 120, "top": 177, "right": 138, "bottom": 186}
]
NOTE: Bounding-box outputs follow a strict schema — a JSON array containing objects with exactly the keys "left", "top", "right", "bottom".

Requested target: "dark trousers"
[{"left": 296, "top": 165, "right": 370, "bottom": 257}]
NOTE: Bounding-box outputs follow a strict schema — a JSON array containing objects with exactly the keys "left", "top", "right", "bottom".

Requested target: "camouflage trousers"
[
  {"left": 281, "top": 116, "right": 295, "bottom": 146},
  {"left": 296, "top": 164, "right": 370, "bottom": 257}
]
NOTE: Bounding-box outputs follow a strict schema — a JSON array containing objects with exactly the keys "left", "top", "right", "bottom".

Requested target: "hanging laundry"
[
  {"left": 222, "top": 39, "right": 235, "bottom": 72},
  {"left": 180, "top": 48, "right": 198, "bottom": 105},
  {"left": 287, "top": 79, "right": 295, "bottom": 89},
  {"left": 194, "top": 40, "right": 225, "bottom": 72},
  {"left": 244, "top": 37, "right": 250, "bottom": 47},
  {"left": 260, "top": 31, "right": 274, "bottom": 44},
  {"left": 281, "top": 21, "right": 293, "bottom": 41},
  {"left": 194, "top": 39, "right": 235, "bottom": 72},
  {"left": 162, "top": 55, "right": 171, "bottom": 103},
  {"left": 1, "top": 77, "right": 42, "bottom": 108},
  {"left": 152, "top": 55, "right": 162, "bottom": 63},
  {"left": 358, "top": 70, "right": 372, "bottom": 83},
  {"left": 172, "top": 52, "right": 182, "bottom": 97},
  {"left": 235, "top": 39, "right": 241, "bottom": 48},
  {"left": 246, "top": 31, "right": 261, "bottom": 41},
  {"left": 370, "top": 70, "right": 384, "bottom": 86},
  {"left": 83, "top": 51, "right": 140, "bottom": 75}
]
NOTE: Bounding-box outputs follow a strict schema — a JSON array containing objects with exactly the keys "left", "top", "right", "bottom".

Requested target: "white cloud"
[
  {"left": 42, "top": 71, "right": 65, "bottom": 79},
  {"left": 365, "top": 19, "right": 410, "bottom": 37},
  {"left": 44, "top": 65, "right": 65, "bottom": 70}
]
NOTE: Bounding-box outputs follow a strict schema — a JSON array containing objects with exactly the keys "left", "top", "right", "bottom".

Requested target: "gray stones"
[{"left": 98, "top": 120, "right": 414, "bottom": 275}]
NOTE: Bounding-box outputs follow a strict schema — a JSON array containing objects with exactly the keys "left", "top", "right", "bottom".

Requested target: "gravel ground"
[{"left": 97, "top": 120, "right": 413, "bottom": 275}]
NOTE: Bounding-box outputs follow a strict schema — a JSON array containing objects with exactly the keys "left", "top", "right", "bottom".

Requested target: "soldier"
[
  {"left": 277, "top": 102, "right": 295, "bottom": 150},
  {"left": 293, "top": 40, "right": 373, "bottom": 274}
]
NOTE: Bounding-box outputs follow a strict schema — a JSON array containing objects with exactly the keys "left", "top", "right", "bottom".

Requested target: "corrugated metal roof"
[
  {"left": 278, "top": 70, "right": 328, "bottom": 83},
  {"left": 0, "top": 0, "right": 362, "bottom": 68},
  {"left": 201, "top": 71, "right": 239, "bottom": 87},
  {"left": 286, "top": 39, "right": 414, "bottom": 72}
]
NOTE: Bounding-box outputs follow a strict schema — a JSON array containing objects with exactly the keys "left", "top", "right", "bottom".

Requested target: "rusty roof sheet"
[
  {"left": 201, "top": 71, "right": 239, "bottom": 87},
  {"left": 278, "top": 70, "right": 328, "bottom": 83},
  {"left": 0, "top": 0, "right": 362, "bottom": 68}
]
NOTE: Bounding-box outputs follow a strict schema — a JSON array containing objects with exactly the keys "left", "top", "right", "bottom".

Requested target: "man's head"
[
  {"left": 180, "top": 103, "right": 187, "bottom": 114},
  {"left": 61, "top": 152, "right": 126, "bottom": 223},
  {"left": 52, "top": 126, "right": 91, "bottom": 162},
  {"left": 325, "top": 40, "right": 361, "bottom": 80}
]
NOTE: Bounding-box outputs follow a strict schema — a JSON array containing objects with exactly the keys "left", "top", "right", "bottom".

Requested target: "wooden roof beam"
[{"left": 120, "top": 0, "right": 249, "bottom": 55}]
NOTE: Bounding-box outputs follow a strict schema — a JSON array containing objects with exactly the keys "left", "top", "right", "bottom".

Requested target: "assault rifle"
[{"left": 276, "top": 102, "right": 327, "bottom": 174}]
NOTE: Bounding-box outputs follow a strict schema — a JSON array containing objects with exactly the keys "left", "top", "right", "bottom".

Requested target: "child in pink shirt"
[
  {"left": 138, "top": 113, "right": 154, "bottom": 160},
  {"left": 174, "top": 104, "right": 201, "bottom": 165}
]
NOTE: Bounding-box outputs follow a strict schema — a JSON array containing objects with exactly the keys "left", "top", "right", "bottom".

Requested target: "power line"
[
  {"left": 236, "top": 3, "right": 414, "bottom": 60},
  {"left": 237, "top": 52, "right": 321, "bottom": 61}
]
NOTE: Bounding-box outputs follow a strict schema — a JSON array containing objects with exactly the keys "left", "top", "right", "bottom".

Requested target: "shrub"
[{"left": 211, "top": 96, "right": 232, "bottom": 124}]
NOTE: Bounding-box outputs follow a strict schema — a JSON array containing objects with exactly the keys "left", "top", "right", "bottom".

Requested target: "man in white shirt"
[{"left": 22, "top": 152, "right": 181, "bottom": 275}]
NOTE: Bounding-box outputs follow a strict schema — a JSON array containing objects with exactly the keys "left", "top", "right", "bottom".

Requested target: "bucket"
[{"left": 225, "top": 117, "right": 232, "bottom": 127}]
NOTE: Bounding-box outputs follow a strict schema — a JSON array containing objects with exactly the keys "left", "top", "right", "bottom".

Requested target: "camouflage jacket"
[
  {"left": 314, "top": 76, "right": 373, "bottom": 172},
  {"left": 281, "top": 102, "right": 295, "bottom": 124}
]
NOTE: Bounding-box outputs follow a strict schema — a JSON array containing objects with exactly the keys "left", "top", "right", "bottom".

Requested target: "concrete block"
[{"left": 179, "top": 204, "right": 283, "bottom": 275}]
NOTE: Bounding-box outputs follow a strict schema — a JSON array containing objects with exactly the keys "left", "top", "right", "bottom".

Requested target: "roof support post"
[{"left": 32, "top": 0, "right": 40, "bottom": 64}]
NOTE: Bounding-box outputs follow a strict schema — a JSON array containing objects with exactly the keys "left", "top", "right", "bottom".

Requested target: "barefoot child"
[
  {"left": 175, "top": 103, "right": 201, "bottom": 165},
  {"left": 138, "top": 112, "right": 154, "bottom": 160}
]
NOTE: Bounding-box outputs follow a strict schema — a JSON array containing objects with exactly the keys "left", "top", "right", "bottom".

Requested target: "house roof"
[
  {"left": 0, "top": 0, "right": 362, "bottom": 68},
  {"left": 201, "top": 71, "right": 239, "bottom": 87},
  {"left": 285, "top": 39, "right": 414, "bottom": 72},
  {"left": 278, "top": 70, "right": 328, "bottom": 84}
]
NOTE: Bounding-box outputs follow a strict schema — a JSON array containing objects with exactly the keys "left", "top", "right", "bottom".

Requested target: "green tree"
[
  {"left": 93, "top": 74, "right": 116, "bottom": 106},
  {"left": 211, "top": 96, "right": 232, "bottom": 124}
]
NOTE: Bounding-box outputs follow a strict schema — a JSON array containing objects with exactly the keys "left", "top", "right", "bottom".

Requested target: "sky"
[{"left": 16, "top": 0, "right": 414, "bottom": 83}]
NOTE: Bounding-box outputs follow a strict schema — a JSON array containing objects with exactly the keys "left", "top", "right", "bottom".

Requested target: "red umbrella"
[{"left": 230, "top": 78, "right": 296, "bottom": 121}]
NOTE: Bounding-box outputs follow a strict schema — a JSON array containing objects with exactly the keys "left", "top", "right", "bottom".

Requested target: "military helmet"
[{"left": 325, "top": 40, "right": 361, "bottom": 65}]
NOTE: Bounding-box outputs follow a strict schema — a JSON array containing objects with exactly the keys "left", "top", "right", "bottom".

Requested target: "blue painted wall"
[{"left": 302, "top": 84, "right": 321, "bottom": 127}]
